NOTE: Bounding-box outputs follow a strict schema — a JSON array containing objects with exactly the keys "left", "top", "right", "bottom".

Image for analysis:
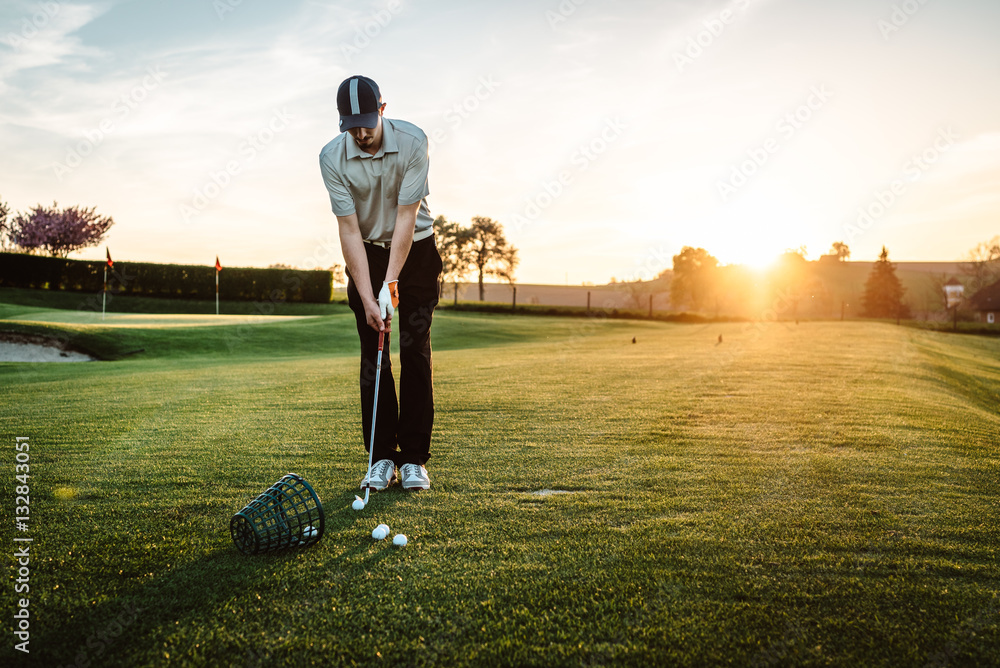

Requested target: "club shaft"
[{"left": 363, "top": 328, "right": 386, "bottom": 504}]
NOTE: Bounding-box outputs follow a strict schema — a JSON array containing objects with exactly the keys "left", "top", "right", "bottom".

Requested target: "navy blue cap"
[{"left": 337, "top": 75, "right": 382, "bottom": 132}]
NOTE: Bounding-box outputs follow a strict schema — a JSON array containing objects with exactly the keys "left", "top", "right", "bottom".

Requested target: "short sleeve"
[
  {"left": 319, "top": 151, "right": 356, "bottom": 216},
  {"left": 398, "top": 133, "right": 430, "bottom": 206}
]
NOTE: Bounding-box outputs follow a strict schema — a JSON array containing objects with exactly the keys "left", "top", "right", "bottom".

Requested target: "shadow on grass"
[{"left": 35, "top": 488, "right": 408, "bottom": 667}]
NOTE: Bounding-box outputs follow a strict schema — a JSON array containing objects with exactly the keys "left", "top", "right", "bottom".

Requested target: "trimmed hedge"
[{"left": 0, "top": 253, "right": 332, "bottom": 303}]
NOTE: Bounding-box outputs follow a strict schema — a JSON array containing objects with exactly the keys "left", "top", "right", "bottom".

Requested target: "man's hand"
[
  {"left": 363, "top": 297, "right": 385, "bottom": 332},
  {"left": 379, "top": 280, "right": 399, "bottom": 321}
]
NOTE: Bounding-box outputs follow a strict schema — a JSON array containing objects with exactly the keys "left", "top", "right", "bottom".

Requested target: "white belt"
[{"left": 366, "top": 227, "right": 433, "bottom": 249}]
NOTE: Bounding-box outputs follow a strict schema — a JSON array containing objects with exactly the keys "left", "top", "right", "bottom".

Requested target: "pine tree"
[{"left": 861, "top": 246, "right": 911, "bottom": 319}]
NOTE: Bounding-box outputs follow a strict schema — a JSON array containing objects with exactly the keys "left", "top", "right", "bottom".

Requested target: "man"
[{"left": 319, "top": 75, "right": 441, "bottom": 491}]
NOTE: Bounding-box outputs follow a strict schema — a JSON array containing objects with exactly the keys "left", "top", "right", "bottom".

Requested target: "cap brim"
[{"left": 339, "top": 112, "right": 380, "bottom": 132}]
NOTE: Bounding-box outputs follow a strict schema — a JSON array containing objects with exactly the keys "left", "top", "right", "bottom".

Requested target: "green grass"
[
  {"left": 0, "top": 286, "right": 349, "bottom": 317},
  {"left": 1, "top": 292, "right": 999, "bottom": 666}
]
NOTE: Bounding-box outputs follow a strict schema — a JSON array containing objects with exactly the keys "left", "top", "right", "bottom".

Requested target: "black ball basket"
[{"left": 230, "top": 473, "right": 325, "bottom": 555}]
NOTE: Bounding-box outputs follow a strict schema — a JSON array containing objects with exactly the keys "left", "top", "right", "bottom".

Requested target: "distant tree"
[
  {"left": 10, "top": 202, "right": 114, "bottom": 257},
  {"left": 268, "top": 263, "right": 296, "bottom": 269},
  {"left": 927, "top": 272, "right": 960, "bottom": 312},
  {"left": 776, "top": 247, "right": 808, "bottom": 266},
  {"left": 330, "top": 263, "right": 346, "bottom": 288},
  {"left": 959, "top": 235, "right": 1000, "bottom": 294},
  {"left": 466, "top": 216, "right": 518, "bottom": 301},
  {"left": 433, "top": 215, "right": 473, "bottom": 297},
  {"left": 670, "top": 246, "right": 718, "bottom": 311},
  {"left": 771, "top": 248, "right": 810, "bottom": 318},
  {"left": 861, "top": 246, "right": 911, "bottom": 319},
  {"left": 830, "top": 241, "right": 851, "bottom": 261},
  {"left": 0, "top": 196, "right": 11, "bottom": 251},
  {"left": 621, "top": 280, "right": 652, "bottom": 309}
]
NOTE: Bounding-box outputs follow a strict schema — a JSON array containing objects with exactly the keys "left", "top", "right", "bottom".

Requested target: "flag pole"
[
  {"left": 215, "top": 256, "right": 221, "bottom": 315},
  {"left": 103, "top": 247, "right": 112, "bottom": 321}
]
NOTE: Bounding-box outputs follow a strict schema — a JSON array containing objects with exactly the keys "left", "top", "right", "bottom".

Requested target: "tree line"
[
  {"left": 1, "top": 193, "right": 522, "bottom": 303},
  {"left": 665, "top": 239, "right": 1000, "bottom": 319}
]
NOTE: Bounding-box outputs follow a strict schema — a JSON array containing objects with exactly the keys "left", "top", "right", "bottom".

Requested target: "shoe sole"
[{"left": 360, "top": 477, "right": 396, "bottom": 491}]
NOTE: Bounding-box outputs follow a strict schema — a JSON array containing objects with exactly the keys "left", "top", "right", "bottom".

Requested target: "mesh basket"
[{"left": 230, "top": 473, "right": 325, "bottom": 555}]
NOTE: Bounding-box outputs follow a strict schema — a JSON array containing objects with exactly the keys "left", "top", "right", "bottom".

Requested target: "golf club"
[{"left": 361, "top": 327, "right": 388, "bottom": 505}]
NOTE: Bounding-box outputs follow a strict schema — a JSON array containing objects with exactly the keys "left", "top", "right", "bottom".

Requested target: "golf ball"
[
  {"left": 376, "top": 523, "right": 390, "bottom": 534},
  {"left": 372, "top": 527, "right": 387, "bottom": 540},
  {"left": 392, "top": 533, "right": 408, "bottom": 547},
  {"left": 352, "top": 498, "right": 365, "bottom": 511},
  {"left": 303, "top": 526, "right": 317, "bottom": 538}
]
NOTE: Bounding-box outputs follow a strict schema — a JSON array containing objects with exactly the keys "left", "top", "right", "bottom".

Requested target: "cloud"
[{"left": 0, "top": 2, "right": 109, "bottom": 82}]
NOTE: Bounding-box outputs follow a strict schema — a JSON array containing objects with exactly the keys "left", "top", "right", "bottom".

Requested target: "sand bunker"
[{"left": 0, "top": 335, "right": 95, "bottom": 362}]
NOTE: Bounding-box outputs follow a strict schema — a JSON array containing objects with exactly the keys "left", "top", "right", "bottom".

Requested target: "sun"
[
  {"left": 707, "top": 196, "right": 813, "bottom": 271},
  {"left": 714, "top": 240, "right": 783, "bottom": 271},
  {"left": 728, "top": 248, "right": 782, "bottom": 271}
]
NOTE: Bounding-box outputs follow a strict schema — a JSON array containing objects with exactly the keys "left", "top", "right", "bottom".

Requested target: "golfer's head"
[{"left": 337, "top": 75, "right": 385, "bottom": 147}]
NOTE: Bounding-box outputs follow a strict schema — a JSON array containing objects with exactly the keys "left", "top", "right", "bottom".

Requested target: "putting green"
[{"left": 1, "top": 311, "right": 319, "bottom": 328}]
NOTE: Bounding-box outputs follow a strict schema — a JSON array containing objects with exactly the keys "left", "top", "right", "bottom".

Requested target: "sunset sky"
[{"left": 2, "top": 0, "right": 998, "bottom": 284}]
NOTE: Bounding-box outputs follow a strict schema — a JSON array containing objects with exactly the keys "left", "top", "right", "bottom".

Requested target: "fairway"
[{"left": 2, "top": 305, "right": 999, "bottom": 666}]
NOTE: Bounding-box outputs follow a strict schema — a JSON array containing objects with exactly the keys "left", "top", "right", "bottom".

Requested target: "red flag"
[
  {"left": 215, "top": 256, "right": 221, "bottom": 272},
  {"left": 106, "top": 248, "right": 113, "bottom": 269}
]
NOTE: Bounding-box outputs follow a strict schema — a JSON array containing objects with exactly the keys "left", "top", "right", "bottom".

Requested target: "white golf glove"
[{"left": 378, "top": 280, "right": 399, "bottom": 320}]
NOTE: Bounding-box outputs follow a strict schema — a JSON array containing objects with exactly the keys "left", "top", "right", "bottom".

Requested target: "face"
[{"left": 347, "top": 104, "right": 385, "bottom": 152}]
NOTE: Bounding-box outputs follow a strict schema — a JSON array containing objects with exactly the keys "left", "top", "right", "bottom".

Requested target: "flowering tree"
[
  {"left": 0, "top": 196, "right": 11, "bottom": 251},
  {"left": 11, "top": 202, "right": 114, "bottom": 257}
]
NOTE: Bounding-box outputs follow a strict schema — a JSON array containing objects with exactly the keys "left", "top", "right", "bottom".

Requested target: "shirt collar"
[{"left": 346, "top": 118, "right": 399, "bottom": 160}]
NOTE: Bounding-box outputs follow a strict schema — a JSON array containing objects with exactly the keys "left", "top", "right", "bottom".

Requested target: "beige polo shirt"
[{"left": 319, "top": 118, "right": 434, "bottom": 244}]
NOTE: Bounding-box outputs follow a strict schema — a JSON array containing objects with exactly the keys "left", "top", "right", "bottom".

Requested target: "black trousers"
[{"left": 347, "top": 236, "right": 442, "bottom": 467}]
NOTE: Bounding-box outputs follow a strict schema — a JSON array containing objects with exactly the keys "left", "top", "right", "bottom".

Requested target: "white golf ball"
[
  {"left": 392, "top": 533, "right": 408, "bottom": 547},
  {"left": 303, "top": 526, "right": 317, "bottom": 538},
  {"left": 352, "top": 498, "right": 365, "bottom": 511},
  {"left": 372, "top": 527, "right": 387, "bottom": 540},
  {"left": 376, "top": 523, "right": 390, "bottom": 534}
]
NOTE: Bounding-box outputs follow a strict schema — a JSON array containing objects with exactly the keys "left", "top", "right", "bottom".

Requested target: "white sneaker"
[
  {"left": 360, "top": 458, "right": 396, "bottom": 490},
  {"left": 399, "top": 463, "right": 430, "bottom": 490}
]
